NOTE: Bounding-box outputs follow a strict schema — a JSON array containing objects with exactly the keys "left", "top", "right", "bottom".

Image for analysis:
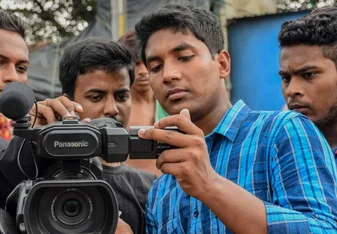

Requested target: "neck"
[
  {"left": 131, "top": 87, "right": 154, "bottom": 103},
  {"left": 317, "top": 122, "right": 337, "bottom": 150},
  {"left": 99, "top": 157, "right": 121, "bottom": 167}
]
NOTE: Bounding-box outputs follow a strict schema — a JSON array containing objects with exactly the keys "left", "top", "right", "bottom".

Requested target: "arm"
[
  {"left": 139, "top": 109, "right": 267, "bottom": 233},
  {"left": 265, "top": 116, "right": 337, "bottom": 232},
  {"left": 139, "top": 110, "right": 337, "bottom": 233}
]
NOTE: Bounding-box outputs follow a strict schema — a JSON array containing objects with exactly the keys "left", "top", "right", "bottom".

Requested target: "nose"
[
  {"left": 285, "top": 77, "right": 304, "bottom": 98},
  {"left": 162, "top": 62, "right": 181, "bottom": 84},
  {"left": 137, "top": 63, "right": 148, "bottom": 77},
  {"left": 103, "top": 98, "right": 119, "bottom": 118},
  {"left": 1, "top": 64, "right": 20, "bottom": 84}
]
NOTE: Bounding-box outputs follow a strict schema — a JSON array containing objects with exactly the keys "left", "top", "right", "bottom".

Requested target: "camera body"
[{"left": 8, "top": 116, "right": 177, "bottom": 234}]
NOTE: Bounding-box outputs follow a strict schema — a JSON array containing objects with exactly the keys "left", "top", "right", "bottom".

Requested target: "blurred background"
[{"left": 0, "top": 0, "right": 335, "bottom": 110}]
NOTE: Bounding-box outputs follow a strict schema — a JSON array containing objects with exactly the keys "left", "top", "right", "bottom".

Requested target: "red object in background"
[{"left": 0, "top": 113, "right": 12, "bottom": 140}]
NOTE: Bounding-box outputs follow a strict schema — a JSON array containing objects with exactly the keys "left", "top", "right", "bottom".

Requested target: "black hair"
[
  {"left": 0, "top": 10, "right": 27, "bottom": 39},
  {"left": 59, "top": 37, "right": 135, "bottom": 98},
  {"left": 278, "top": 5, "right": 337, "bottom": 66},
  {"left": 135, "top": 4, "right": 224, "bottom": 64},
  {"left": 118, "top": 29, "right": 140, "bottom": 61}
]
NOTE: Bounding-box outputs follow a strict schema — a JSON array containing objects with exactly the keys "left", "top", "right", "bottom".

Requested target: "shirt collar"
[{"left": 207, "top": 100, "right": 251, "bottom": 142}]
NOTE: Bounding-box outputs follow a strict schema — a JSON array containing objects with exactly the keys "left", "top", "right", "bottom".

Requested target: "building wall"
[
  {"left": 228, "top": 11, "right": 308, "bottom": 111},
  {"left": 226, "top": 0, "right": 277, "bottom": 19}
]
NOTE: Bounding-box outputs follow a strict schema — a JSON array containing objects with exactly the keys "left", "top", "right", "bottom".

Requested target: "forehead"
[
  {"left": 75, "top": 68, "right": 131, "bottom": 90},
  {"left": 0, "top": 29, "right": 28, "bottom": 61},
  {"left": 280, "top": 45, "right": 329, "bottom": 68},
  {"left": 145, "top": 29, "right": 207, "bottom": 58}
]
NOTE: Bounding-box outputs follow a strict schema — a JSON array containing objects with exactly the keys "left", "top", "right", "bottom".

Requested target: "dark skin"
[
  {"left": 280, "top": 45, "right": 337, "bottom": 149},
  {"left": 0, "top": 29, "right": 29, "bottom": 93},
  {"left": 138, "top": 29, "right": 267, "bottom": 234}
]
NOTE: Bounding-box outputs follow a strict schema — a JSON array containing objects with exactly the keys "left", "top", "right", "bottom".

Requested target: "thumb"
[{"left": 180, "top": 109, "right": 191, "bottom": 120}]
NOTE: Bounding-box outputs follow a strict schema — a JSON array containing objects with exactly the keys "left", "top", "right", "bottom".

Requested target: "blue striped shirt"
[{"left": 146, "top": 100, "right": 337, "bottom": 233}]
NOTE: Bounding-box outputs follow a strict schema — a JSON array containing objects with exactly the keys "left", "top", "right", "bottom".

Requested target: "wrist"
[{"left": 196, "top": 172, "right": 224, "bottom": 202}]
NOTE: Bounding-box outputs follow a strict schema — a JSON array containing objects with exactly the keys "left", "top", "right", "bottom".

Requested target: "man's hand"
[
  {"left": 29, "top": 95, "right": 83, "bottom": 127},
  {"left": 138, "top": 109, "right": 218, "bottom": 198},
  {"left": 115, "top": 218, "right": 133, "bottom": 234}
]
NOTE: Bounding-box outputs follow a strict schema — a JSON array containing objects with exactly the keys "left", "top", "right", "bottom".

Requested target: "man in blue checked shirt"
[
  {"left": 279, "top": 5, "right": 337, "bottom": 159},
  {"left": 135, "top": 4, "right": 337, "bottom": 233}
]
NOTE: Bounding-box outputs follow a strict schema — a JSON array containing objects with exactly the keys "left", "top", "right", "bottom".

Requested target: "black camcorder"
[{"left": 0, "top": 82, "right": 178, "bottom": 234}]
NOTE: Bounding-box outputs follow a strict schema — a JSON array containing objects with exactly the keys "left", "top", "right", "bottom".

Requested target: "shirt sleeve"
[{"left": 266, "top": 115, "right": 337, "bottom": 233}]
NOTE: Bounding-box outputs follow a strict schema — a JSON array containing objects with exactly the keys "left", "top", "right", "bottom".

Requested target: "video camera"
[{"left": 0, "top": 82, "right": 176, "bottom": 234}]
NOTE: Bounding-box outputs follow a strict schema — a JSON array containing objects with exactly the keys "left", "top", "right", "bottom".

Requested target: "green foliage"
[
  {"left": 0, "top": 0, "right": 97, "bottom": 44},
  {"left": 277, "top": 0, "right": 336, "bottom": 12}
]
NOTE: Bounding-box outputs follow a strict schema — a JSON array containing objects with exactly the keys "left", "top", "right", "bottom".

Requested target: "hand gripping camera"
[{"left": 0, "top": 83, "right": 176, "bottom": 234}]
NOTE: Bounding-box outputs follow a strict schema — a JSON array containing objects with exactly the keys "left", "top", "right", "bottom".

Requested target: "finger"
[
  {"left": 72, "top": 101, "right": 83, "bottom": 113},
  {"left": 58, "top": 96, "right": 84, "bottom": 114},
  {"left": 156, "top": 148, "right": 186, "bottom": 169},
  {"left": 138, "top": 127, "right": 191, "bottom": 148},
  {"left": 45, "top": 98, "right": 72, "bottom": 117},
  {"left": 154, "top": 114, "right": 202, "bottom": 136},
  {"left": 35, "top": 105, "right": 57, "bottom": 124},
  {"left": 160, "top": 162, "right": 182, "bottom": 176},
  {"left": 180, "top": 109, "right": 191, "bottom": 120}
]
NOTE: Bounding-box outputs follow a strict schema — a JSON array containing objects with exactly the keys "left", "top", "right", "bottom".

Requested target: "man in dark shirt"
[
  {"left": 0, "top": 38, "right": 156, "bottom": 234},
  {"left": 0, "top": 8, "right": 29, "bottom": 214}
]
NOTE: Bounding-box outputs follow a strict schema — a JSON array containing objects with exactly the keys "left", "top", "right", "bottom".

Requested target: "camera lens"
[
  {"left": 63, "top": 199, "right": 81, "bottom": 217},
  {"left": 24, "top": 180, "right": 119, "bottom": 234}
]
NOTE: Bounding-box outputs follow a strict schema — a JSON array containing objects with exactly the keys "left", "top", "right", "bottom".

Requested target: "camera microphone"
[{"left": 0, "top": 82, "right": 35, "bottom": 120}]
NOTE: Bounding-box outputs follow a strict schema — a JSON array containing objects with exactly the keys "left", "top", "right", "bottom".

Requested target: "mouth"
[
  {"left": 136, "top": 76, "right": 150, "bottom": 83},
  {"left": 288, "top": 104, "right": 309, "bottom": 114},
  {"left": 166, "top": 88, "right": 187, "bottom": 101}
]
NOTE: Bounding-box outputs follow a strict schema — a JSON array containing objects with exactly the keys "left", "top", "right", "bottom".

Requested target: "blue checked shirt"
[{"left": 146, "top": 100, "right": 337, "bottom": 233}]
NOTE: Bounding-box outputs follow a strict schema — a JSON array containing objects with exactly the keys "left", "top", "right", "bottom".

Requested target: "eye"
[
  {"left": 116, "top": 93, "right": 130, "bottom": 101},
  {"left": 178, "top": 55, "right": 195, "bottom": 62},
  {"left": 16, "top": 65, "right": 27, "bottom": 74},
  {"left": 281, "top": 75, "right": 291, "bottom": 83},
  {"left": 303, "top": 72, "right": 316, "bottom": 79},
  {"left": 150, "top": 64, "right": 163, "bottom": 73},
  {"left": 89, "top": 95, "right": 103, "bottom": 102}
]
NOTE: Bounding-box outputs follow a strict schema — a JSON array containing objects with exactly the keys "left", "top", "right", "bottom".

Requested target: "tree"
[
  {"left": 0, "top": 0, "right": 97, "bottom": 44},
  {"left": 277, "top": 0, "right": 336, "bottom": 12}
]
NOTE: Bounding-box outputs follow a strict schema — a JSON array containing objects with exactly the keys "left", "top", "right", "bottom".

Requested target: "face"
[
  {"left": 73, "top": 69, "right": 131, "bottom": 127},
  {"left": 0, "top": 29, "right": 29, "bottom": 94},
  {"left": 145, "top": 29, "right": 229, "bottom": 121},
  {"left": 132, "top": 59, "right": 151, "bottom": 93},
  {"left": 280, "top": 45, "right": 337, "bottom": 128}
]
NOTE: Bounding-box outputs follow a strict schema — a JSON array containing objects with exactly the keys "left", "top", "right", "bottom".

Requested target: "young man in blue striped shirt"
[
  {"left": 279, "top": 5, "right": 337, "bottom": 159},
  {"left": 135, "top": 4, "right": 337, "bottom": 233}
]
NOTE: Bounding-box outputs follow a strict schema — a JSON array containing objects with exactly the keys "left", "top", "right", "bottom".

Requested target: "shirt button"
[{"left": 193, "top": 211, "right": 199, "bottom": 217}]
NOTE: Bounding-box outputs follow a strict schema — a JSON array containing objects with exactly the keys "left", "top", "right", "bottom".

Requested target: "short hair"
[
  {"left": 0, "top": 10, "right": 27, "bottom": 39},
  {"left": 118, "top": 29, "right": 140, "bottom": 61},
  {"left": 278, "top": 5, "right": 337, "bottom": 66},
  {"left": 135, "top": 4, "right": 224, "bottom": 64},
  {"left": 59, "top": 38, "right": 135, "bottom": 98}
]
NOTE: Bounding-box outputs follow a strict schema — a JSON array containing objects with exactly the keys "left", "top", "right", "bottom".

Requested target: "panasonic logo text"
[{"left": 54, "top": 141, "right": 89, "bottom": 148}]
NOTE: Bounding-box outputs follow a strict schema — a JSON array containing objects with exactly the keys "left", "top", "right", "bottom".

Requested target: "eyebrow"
[
  {"left": 145, "top": 42, "right": 196, "bottom": 65},
  {"left": 85, "top": 89, "right": 107, "bottom": 95},
  {"left": 85, "top": 88, "right": 130, "bottom": 94},
  {"left": 278, "top": 65, "right": 318, "bottom": 76},
  {"left": 0, "top": 53, "right": 29, "bottom": 65}
]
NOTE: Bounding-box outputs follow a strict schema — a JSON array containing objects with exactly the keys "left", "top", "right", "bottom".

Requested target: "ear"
[{"left": 216, "top": 50, "right": 231, "bottom": 79}]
